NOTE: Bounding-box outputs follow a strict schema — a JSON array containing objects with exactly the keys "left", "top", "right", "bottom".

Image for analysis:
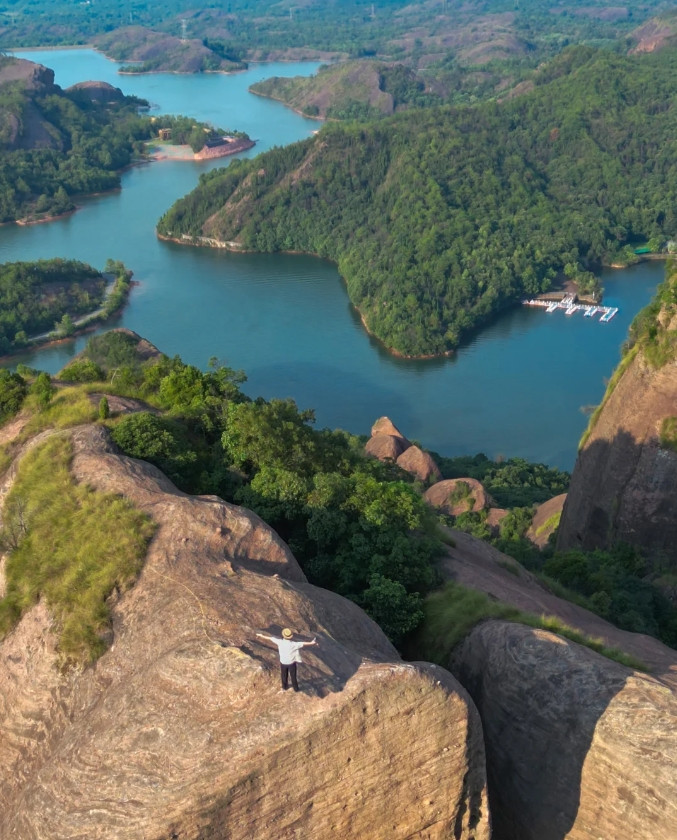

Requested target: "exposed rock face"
[
  {"left": 365, "top": 432, "right": 408, "bottom": 461},
  {"left": 0, "top": 58, "right": 62, "bottom": 152},
  {"left": 452, "top": 621, "right": 677, "bottom": 840},
  {"left": 396, "top": 444, "right": 441, "bottom": 483},
  {"left": 0, "top": 424, "right": 490, "bottom": 840},
  {"left": 0, "top": 58, "right": 56, "bottom": 93},
  {"left": 557, "top": 346, "right": 677, "bottom": 563},
  {"left": 526, "top": 492, "right": 566, "bottom": 548},
  {"left": 425, "top": 478, "right": 495, "bottom": 516},
  {"left": 629, "top": 18, "right": 677, "bottom": 54}
]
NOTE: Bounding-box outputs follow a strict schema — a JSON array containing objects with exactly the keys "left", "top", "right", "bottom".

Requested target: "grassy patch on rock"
[
  {"left": 412, "top": 582, "right": 645, "bottom": 671},
  {"left": 0, "top": 435, "right": 156, "bottom": 664}
]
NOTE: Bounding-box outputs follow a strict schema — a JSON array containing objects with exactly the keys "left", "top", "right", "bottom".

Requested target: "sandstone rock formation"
[
  {"left": 452, "top": 621, "right": 677, "bottom": 840},
  {"left": 396, "top": 444, "right": 441, "bottom": 483},
  {"left": 557, "top": 334, "right": 677, "bottom": 563},
  {"left": 425, "top": 478, "right": 496, "bottom": 516},
  {"left": 0, "top": 423, "right": 490, "bottom": 840},
  {"left": 370, "top": 416, "right": 410, "bottom": 444},
  {"left": 526, "top": 492, "right": 566, "bottom": 548},
  {"left": 365, "top": 433, "right": 408, "bottom": 461}
]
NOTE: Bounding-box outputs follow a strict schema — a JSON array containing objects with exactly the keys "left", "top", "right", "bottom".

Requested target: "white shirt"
[{"left": 271, "top": 638, "right": 305, "bottom": 665}]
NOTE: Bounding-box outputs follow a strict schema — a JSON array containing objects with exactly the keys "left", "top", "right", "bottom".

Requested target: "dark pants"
[{"left": 280, "top": 662, "right": 299, "bottom": 691}]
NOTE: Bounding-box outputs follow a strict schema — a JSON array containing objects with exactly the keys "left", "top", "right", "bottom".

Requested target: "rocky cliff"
[
  {"left": 0, "top": 422, "right": 489, "bottom": 840},
  {"left": 557, "top": 268, "right": 677, "bottom": 562}
]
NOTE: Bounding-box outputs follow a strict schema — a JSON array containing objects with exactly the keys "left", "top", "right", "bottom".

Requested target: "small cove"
[{"left": 2, "top": 49, "right": 664, "bottom": 471}]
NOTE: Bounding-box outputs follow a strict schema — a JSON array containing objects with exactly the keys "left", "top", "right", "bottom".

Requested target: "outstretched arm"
[
  {"left": 256, "top": 632, "right": 274, "bottom": 642},
  {"left": 303, "top": 638, "right": 318, "bottom": 647}
]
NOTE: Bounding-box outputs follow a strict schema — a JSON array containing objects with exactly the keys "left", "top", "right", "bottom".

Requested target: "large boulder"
[
  {"left": 66, "top": 81, "right": 125, "bottom": 103},
  {"left": 425, "top": 478, "right": 495, "bottom": 516},
  {"left": 396, "top": 445, "right": 441, "bottom": 483},
  {"left": 0, "top": 424, "right": 490, "bottom": 840},
  {"left": 365, "top": 433, "right": 409, "bottom": 462},
  {"left": 452, "top": 621, "right": 677, "bottom": 840}
]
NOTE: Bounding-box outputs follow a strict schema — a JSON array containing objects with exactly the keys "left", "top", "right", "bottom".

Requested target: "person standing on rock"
[{"left": 256, "top": 628, "right": 318, "bottom": 692}]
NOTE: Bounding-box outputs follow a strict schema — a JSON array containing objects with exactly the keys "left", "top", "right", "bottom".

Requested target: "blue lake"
[{"left": 2, "top": 49, "right": 664, "bottom": 470}]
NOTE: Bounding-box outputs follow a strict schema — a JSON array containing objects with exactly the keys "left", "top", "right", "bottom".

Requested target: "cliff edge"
[{"left": 557, "top": 264, "right": 677, "bottom": 563}]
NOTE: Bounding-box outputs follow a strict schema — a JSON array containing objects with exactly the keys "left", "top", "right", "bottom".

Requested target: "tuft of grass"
[
  {"left": 659, "top": 416, "right": 677, "bottom": 453},
  {"left": 22, "top": 384, "right": 99, "bottom": 436},
  {"left": 411, "top": 582, "right": 646, "bottom": 671},
  {"left": 0, "top": 435, "right": 156, "bottom": 665},
  {"left": 412, "top": 583, "right": 521, "bottom": 665}
]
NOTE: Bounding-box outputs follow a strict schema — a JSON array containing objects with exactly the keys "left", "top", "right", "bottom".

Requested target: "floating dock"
[{"left": 523, "top": 296, "right": 617, "bottom": 322}]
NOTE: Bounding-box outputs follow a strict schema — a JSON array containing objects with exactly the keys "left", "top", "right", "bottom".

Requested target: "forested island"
[
  {"left": 0, "top": 258, "right": 132, "bottom": 355},
  {"left": 158, "top": 46, "right": 677, "bottom": 356}
]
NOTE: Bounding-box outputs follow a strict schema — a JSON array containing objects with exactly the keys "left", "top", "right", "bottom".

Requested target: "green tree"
[{"left": 0, "top": 369, "right": 27, "bottom": 423}]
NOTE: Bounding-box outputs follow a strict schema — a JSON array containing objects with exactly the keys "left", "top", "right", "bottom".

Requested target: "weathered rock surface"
[
  {"left": 365, "top": 432, "right": 408, "bottom": 462},
  {"left": 452, "top": 621, "right": 677, "bottom": 840},
  {"left": 0, "top": 424, "right": 490, "bottom": 840},
  {"left": 425, "top": 478, "right": 495, "bottom": 516},
  {"left": 526, "top": 492, "right": 566, "bottom": 548},
  {"left": 557, "top": 344, "right": 677, "bottom": 563},
  {"left": 396, "top": 444, "right": 441, "bottom": 483}
]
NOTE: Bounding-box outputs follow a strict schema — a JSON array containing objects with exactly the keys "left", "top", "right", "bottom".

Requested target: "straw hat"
[{"left": 282, "top": 628, "right": 293, "bottom": 639}]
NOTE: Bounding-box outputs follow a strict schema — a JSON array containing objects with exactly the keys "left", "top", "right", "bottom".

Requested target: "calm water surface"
[{"left": 3, "top": 49, "right": 664, "bottom": 470}]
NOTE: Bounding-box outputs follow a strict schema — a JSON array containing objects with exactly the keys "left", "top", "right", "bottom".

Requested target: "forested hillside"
[
  {"left": 0, "top": 0, "right": 663, "bottom": 67},
  {"left": 0, "top": 57, "right": 154, "bottom": 221},
  {"left": 158, "top": 46, "right": 677, "bottom": 356}
]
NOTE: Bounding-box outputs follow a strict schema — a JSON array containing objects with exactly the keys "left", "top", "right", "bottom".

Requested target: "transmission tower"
[{"left": 181, "top": 19, "right": 188, "bottom": 42}]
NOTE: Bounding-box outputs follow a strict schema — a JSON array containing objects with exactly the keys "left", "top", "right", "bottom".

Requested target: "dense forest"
[
  {"left": 2, "top": 329, "right": 675, "bottom": 651},
  {"left": 0, "top": 258, "right": 105, "bottom": 353},
  {"left": 158, "top": 46, "right": 677, "bottom": 356}
]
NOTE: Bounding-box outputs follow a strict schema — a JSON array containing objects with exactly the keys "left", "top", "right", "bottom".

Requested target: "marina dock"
[{"left": 523, "top": 294, "right": 617, "bottom": 322}]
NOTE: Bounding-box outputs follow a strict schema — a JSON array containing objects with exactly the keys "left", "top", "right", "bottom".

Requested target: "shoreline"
[
  {"left": 156, "top": 231, "right": 455, "bottom": 360},
  {"left": 158, "top": 230, "right": 672, "bottom": 361},
  {"left": 248, "top": 87, "right": 326, "bottom": 121}
]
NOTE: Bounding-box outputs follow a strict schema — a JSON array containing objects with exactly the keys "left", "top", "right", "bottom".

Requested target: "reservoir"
[{"left": 2, "top": 49, "right": 664, "bottom": 471}]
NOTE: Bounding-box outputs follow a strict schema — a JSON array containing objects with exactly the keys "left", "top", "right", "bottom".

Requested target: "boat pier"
[{"left": 523, "top": 293, "right": 617, "bottom": 322}]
